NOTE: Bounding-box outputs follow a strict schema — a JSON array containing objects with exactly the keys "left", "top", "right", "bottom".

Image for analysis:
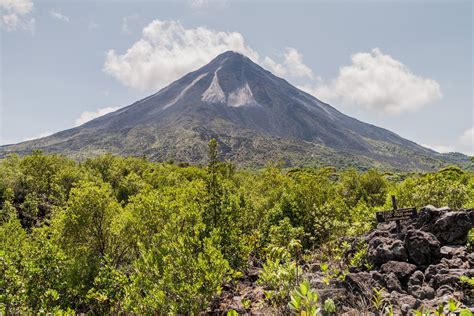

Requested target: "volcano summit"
[{"left": 0, "top": 51, "right": 468, "bottom": 170}]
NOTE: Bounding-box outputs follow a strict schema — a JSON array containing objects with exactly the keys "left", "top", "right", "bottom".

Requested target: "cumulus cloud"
[
  {"left": 49, "top": 9, "right": 69, "bottom": 22},
  {"left": 0, "top": 0, "right": 34, "bottom": 32},
  {"left": 104, "top": 20, "right": 260, "bottom": 91},
  {"left": 301, "top": 48, "right": 442, "bottom": 115},
  {"left": 75, "top": 106, "right": 120, "bottom": 127},
  {"left": 104, "top": 22, "right": 439, "bottom": 118},
  {"left": 263, "top": 47, "right": 313, "bottom": 79}
]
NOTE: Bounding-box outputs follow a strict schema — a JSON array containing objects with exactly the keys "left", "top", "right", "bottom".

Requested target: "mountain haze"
[{"left": 1, "top": 51, "right": 469, "bottom": 170}]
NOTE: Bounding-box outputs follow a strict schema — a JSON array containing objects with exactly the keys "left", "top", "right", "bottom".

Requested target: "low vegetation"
[{"left": 0, "top": 145, "right": 473, "bottom": 314}]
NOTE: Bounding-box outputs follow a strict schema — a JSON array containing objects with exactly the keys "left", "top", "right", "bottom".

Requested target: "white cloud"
[
  {"left": 189, "top": 0, "right": 209, "bottom": 8},
  {"left": 0, "top": 0, "right": 31, "bottom": 14},
  {"left": 2, "top": 12, "right": 17, "bottom": 28},
  {"left": 49, "top": 9, "right": 69, "bottom": 22},
  {"left": 104, "top": 22, "right": 438, "bottom": 118},
  {"left": 189, "top": 0, "right": 227, "bottom": 9},
  {"left": 75, "top": 107, "right": 120, "bottom": 127},
  {"left": 0, "top": 0, "right": 34, "bottom": 32},
  {"left": 88, "top": 20, "right": 98, "bottom": 30},
  {"left": 264, "top": 47, "right": 313, "bottom": 79},
  {"left": 104, "top": 19, "right": 260, "bottom": 91},
  {"left": 301, "top": 48, "right": 442, "bottom": 115},
  {"left": 122, "top": 14, "right": 138, "bottom": 34},
  {"left": 421, "top": 144, "right": 455, "bottom": 154},
  {"left": 22, "top": 130, "right": 53, "bottom": 142}
]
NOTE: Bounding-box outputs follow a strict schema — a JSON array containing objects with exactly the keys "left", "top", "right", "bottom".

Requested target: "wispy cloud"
[
  {"left": 0, "top": 0, "right": 35, "bottom": 32},
  {"left": 75, "top": 106, "right": 120, "bottom": 127},
  {"left": 88, "top": 20, "right": 98, "bottom": 30},
  {"left": 422, "top": 144, "right": 455, "bottom": 154},
  {"left": 49, "top": 9, "right": 69, "bottom": 22},
  {"left": 189, "top": 0, "right": 227, "bottom": 9},
  {"left": 263, "top": 47, "right": 314, "bottom": 79},
  {"left": 22, "top": 130, "right": 53, "bottom": 142},
  {"left": 121, "top": 13, "right": 138, "bottom": 34}
]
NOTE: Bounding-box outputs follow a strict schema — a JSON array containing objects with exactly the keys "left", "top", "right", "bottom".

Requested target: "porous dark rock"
[
  {"left": 370, "top": 270, "right": 386, "bottom": 287},
  {"left": 440, "top": 245, "right": 467, "bottom": 259},
  {"left": 385, "top": 272, "right": 402, "bottom": 292},
  {"left": 432, "top": 211, "right": 472, "bottom": 245},
  {"left": 345, "top": 272, "right": 378, "bottom": 292},
  {"left": 389, "top": 291, "right": 420, "bottom": 314},
  {"left": 381, "top": 261, "right": 417, "bottom": 280},
  {"left": 440, "top": 257, "right": 469, "bottom": 269},
  {"left": 435, "top": 284, "right": 454, "bottom": 297},
  {"left": 429, "top": 269, "right": 474, "bottom": 289},
  {"left": 408, "top": 285, "right": 435, "bottom": 300},
  {"left": 468, "top": 253, "right": 474, "bottom": 267},
  {"left": 214, "top": 206, "right": 473, "bottom": 314},
  {"left": 424, "top": 263, "right": 449, "bottom": 282},
  {"left": 367, "top": 236, "right": 407, "bottom": 266},
  {"left": 408, "top": 270, "right": 424, "bottom": 287},
  {"left": 404, "top": 229, "right": 440, "bottom": 266},
  {"left": 340, "top": 206, "right": 473, "bottom": 312}
]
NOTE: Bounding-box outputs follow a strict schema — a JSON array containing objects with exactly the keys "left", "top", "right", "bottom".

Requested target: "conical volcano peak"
[
  {"left": 212, "top": 50, "right": 249, "bottom": 62},
  {"left": 1, "top": 50, "right": 464, "bottom": 172},
  {"left": 193, "top": 51, "right": 266, "bottom": 107},
  {"left": 207, "top": 50, "right": 258, "bottom": 72}
]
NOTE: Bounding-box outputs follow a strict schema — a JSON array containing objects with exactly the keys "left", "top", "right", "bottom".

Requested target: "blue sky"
[{"left": 0, "top": 0, "right": 472, "bottom": 155}]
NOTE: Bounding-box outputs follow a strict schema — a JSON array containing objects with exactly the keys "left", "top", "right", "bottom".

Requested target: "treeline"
[{"left": 1, "top": 146, "right": 473, "bottom": 313}]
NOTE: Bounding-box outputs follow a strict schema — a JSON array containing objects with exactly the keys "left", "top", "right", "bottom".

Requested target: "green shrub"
[
  {"left": 467, "top": 228, "right": 474, "bottom": 251},
  {"left": 288, "top": 280, "right": 337, "bottom": 316}
]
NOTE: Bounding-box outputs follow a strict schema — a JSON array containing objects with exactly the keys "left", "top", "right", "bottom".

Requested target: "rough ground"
[{"left": 212, "top": 206, "right": 474, "bottom": 315}]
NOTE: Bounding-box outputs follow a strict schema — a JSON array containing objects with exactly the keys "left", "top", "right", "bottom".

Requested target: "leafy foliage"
[
  {"left": 467, "top": 228, "right": 474, "bottom": 252},
  {"left": 414, "top": 298, "right": 473, "bottom": 316},
  {"left": 288, "top": 280, "right": 320, "bottom": 315},
  {"left": 288, "top": 280, "right": 337, "bottom": 316},
  {"left": 0, "top": 148, "right": 472, "bottom": 313}
]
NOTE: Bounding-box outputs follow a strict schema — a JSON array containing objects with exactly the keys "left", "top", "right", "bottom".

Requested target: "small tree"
[{"left": 206, "top": 138, "right": 221, "bottom": 227}]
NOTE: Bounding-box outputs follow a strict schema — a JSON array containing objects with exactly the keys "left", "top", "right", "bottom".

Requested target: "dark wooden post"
[{"left": 391, "top": 195, "right": 401, "bottom": 234}]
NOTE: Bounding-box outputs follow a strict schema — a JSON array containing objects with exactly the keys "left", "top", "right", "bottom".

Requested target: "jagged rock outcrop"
[
  {"left": 213, "top": 206, "right": 473, "bottom": 314},
  {"left": 342, "top": 206, "right": 474, "bottom": 313}
]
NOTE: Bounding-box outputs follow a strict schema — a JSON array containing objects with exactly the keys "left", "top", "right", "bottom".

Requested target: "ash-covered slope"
[{"left": 0, "top": 51, "right": 468, "bottom": 170}]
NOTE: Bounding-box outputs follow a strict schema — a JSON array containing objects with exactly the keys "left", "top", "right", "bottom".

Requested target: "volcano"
[{"left": 0, "top": 51, "right": 468, "bottom": 170}]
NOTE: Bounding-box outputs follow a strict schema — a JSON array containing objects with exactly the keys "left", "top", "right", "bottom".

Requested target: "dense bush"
[{"left": 0, "top": 147, "right": 472, "bottom": 313}]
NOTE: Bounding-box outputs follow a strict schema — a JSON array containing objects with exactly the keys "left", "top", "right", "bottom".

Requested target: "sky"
[{"left": 0, "top": 0, "right": 473, "bottom": 155}]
